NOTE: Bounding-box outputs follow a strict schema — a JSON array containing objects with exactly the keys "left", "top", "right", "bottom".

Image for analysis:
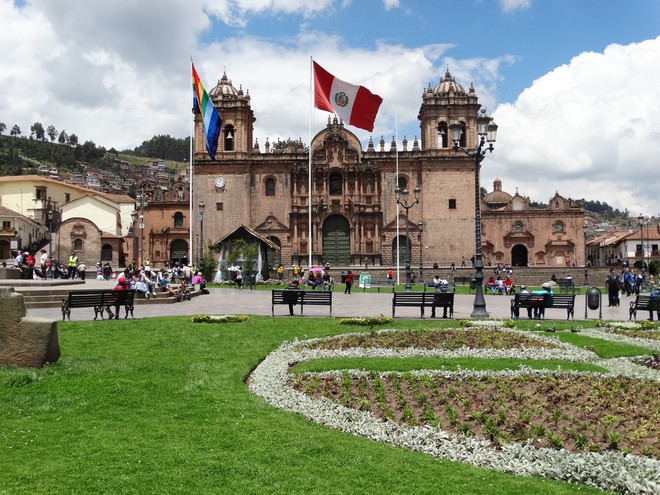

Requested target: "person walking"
[
  {"left": 606, "top": 268, "right": 620, "bottom": 307},
  {"left": 344, "top": 269, "right": 355, "bottom": 294}
]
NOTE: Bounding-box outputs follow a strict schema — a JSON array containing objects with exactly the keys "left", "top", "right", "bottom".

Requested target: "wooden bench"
[
  {"left": 510, "top": 293, "right": 534, "bottom": 319},
  {"left": 392, "top": 292, "right": 454, "bottom": 318},
  {"left": 271, "top": 289, "right": 332, "bottom": 316},
  {"left": 629, "top": 295, "right": 660, "bottom": 321},
  {"left": 557, "top": 278, "right": 578, "bottom": 293},
  {"left": 62, "top": 289, "right": 136, "bottom": 321}
]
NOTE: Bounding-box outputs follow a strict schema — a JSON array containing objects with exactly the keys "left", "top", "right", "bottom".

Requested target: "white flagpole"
[
  {"left": 308, "top": 56, "right": 313, "bottom": 268},
  {"left": 189, "top": 59, "right": 194, "bottom": 266},
  {"left": 395, "top": 108, "right": 400, "bottom": 285}
]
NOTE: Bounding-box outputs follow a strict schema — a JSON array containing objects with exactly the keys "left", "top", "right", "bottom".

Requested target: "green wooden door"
[{"left": 322, "top": 215, "right": 350, "bottom": 266}]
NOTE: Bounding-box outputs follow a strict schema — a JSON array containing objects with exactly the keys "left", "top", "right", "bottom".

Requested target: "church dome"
[
  {"left": 209, "top": 72, "right": 239, "bottom": 97},
  {"left": 433, "top": 69, "right": 467, "bottom": 95},
  {"left": 484, "top": 178, "right": 512, "bottom": 209}
]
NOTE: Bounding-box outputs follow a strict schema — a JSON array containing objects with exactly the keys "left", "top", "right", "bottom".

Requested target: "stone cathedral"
[{"left": 182, "top": 69, "right": 584, "bottom": 270}]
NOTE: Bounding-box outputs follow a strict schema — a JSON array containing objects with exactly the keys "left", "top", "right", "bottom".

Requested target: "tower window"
[
  {"left": 448, "top": 198, "right": 456, "bottom": 209},
  {"left": 397, "top": 176, "right": 408, "bottom": 191},
  {"left": 224, "top": 125, "right": 235, "bottom": 151}
]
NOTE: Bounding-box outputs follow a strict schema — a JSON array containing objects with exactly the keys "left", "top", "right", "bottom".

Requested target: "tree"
[
  {"left": 46, "top": 125, "right": 58, "bottom": 142},
  {"left": 58, "top": 130, "right": 68, "bottom": 144},
  {"left": 0, "top": 123, "right": 6, "bottom": 135},
  {"left": 30, "top": 122, "right": 45, "bottom": 141},
  {"left": 10, "top": 124, "right": 21, "bottom": 137},
  {"left": 68, "top": 133, "right": 79, "bottom": 147}
]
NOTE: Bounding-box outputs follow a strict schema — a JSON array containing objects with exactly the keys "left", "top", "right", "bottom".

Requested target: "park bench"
[
  {"left": 629, "top": 294, "right": 660, "bottom": 321},
  {"left": 453, "top": 276, "right": 472, "bottom": 286},
  {"left": 557, "top": 278, "right": 578, "bottom": 293},
  {"left": 360, "top": 277, "right": 394, "bottom": 292},
  {"left": 61, "top": 289, "right": 136, "bottom": 321},
  {"left": 271, "top": 289, "right": 332, "bottom": 316},
  {"left": 511, "top": 293, "right": 575, "bottom": 320},
  {"left": 392, "top": 292, "right": 454, "bottom": 318}
]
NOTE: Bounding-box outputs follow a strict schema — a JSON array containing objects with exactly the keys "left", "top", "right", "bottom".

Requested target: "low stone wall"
[
  {"left": 0, "top": 287, "right": 60, "bottom": 368},
  {"left": 0, "top": 267, "right": 21, "bottom": 279}
]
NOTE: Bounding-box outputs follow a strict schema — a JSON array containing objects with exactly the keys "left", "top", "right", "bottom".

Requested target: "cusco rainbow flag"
[{"left": 192, "top": 63, "right": 221, "bottom": 160}]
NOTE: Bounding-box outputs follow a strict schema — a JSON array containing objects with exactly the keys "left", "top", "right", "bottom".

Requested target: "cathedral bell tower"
[
  {"left": 417, "top": 69, "right": 482, "bottom": 151},
  {"left": 193, "top": 71, "right": 256, "bottom": 160}
]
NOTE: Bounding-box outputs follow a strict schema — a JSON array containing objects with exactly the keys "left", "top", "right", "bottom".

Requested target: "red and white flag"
[{"left": 313, "top": 61, "right": 383, "bottom": 132}]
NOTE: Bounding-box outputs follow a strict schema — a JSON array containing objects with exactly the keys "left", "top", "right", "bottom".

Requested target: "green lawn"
[{"left": 0, "top": 317, "right": 616, "bottom": 494}]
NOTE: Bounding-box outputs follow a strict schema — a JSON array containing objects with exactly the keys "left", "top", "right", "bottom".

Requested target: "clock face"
[{"left": 214, "top": 176, "right": 225, "bottom": 188}]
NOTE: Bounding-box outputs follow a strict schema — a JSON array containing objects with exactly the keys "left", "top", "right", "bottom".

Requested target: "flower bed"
[{"left": 249, "top": 326, "right": 660, "bottom": 495}]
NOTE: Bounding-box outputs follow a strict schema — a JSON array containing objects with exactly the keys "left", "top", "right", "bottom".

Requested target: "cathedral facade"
[{"left": 142, "top": 70, "right": 585, "bottom": 270}]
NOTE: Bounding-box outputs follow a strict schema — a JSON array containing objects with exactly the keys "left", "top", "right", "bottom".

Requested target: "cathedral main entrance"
[
  {"left": 170, "top": 239, "right": 189, "bottom": 265},
  {"left": 322, "top": 215, "right": 350, "bottom": 266}
]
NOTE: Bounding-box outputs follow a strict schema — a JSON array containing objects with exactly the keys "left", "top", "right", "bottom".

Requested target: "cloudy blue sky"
[{"left": 1, "top": 0, "right": 659, "bottom": 217}]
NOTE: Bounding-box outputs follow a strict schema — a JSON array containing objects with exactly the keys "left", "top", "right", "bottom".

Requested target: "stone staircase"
[{"left": 0, "top": 279, "right": 202, "bottom": 310}]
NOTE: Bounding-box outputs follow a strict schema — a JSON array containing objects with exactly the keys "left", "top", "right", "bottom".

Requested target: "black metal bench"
[
  {"left": 510, "top": 293, "right": 534, "bottom": 319},
  {"left": 629, "top": 295, "right": 660, "bottom": 321},
  {"left": 557, "top": 279, "right": 577, "bottom": 293},
  {"left": 453, "top": 276, "right": 472, "bottom": 285},
  {"left": 271, "top": 289, "right": 332, "bottom": 316},
  {"left": 392, "top": 292, "right": 454, "bottom": 318},
  {"left": 62, "top": 289, "right": 136, "bottom": 321}
]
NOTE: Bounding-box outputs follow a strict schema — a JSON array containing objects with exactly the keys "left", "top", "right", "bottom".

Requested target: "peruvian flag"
[{"left": 313, "top": 61, "right": 383, "bottom": 132}]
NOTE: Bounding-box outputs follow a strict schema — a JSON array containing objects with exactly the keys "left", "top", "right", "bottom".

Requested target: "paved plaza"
[{"left": 24, "top": 278, "right": 634, "bottom": 322}]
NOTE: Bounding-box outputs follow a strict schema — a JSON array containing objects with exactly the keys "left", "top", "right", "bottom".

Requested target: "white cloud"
[
  {"left": 498, "top": 0, "right": 532, "bottom": 12},
  {"left": 489, "top": 36, "right": 660, "bottom": 216}
]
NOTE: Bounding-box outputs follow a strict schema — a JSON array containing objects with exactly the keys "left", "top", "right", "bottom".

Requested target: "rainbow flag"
[{"left": 192, "top": 63, "right": 221, "bottom": 160}]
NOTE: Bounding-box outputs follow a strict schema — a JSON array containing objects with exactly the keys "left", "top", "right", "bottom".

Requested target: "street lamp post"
[
  {"left": 46, "top": 210, "right": 53, "bottom": 259},
  {"left": 198, "top": 201, "right": 205, "bottom": 268},
  {"left": 130, "top": 211, "right": 137, "bottom": 268},
  {"left": 395, "top": 185, "right": 420, "bottom": 292},
  {"left": 583, "top": 224, "right": 589, "bottom": 287},
  {"left": 450, "top": 109, "right": 498, "bottom": 318},
  {"left": 638, "top": 214, "right": 647, "bottom": 276},
  {"left": 418, "top": 221, "right": 424, "bottom": 285}
]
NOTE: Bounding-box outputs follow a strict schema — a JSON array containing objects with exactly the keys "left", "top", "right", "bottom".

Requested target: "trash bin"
[
  {"left": 470, "top": 278, "right": 476, "bottom": 290},
  {"left": 587, "top": 287, "right": 600, "bottom": 310}
]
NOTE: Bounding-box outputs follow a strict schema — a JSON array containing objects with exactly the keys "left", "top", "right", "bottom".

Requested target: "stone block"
[{"left": 0, "top": 288, "right": 60, "bottom": 368}]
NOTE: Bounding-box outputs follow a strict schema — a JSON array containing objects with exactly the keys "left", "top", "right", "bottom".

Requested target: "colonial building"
[
  {"left": 170, "top": 69, "right": 586, "bottom": 271},
  {"left": 0, "top": 176, "right": 134, "bottom": 267},
  {"left": 481, "top": 179, "right": 586, "bottom": 267}
]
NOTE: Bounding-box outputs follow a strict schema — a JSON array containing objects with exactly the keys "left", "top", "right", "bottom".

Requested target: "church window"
[
  {"left": 513, "top": 221, "right": 523, "bottom": 232},
  {"left": 329, "top": 173, "right": 342, "bottom": 195},
  {"left": 397, "top": 176, "right": 408, "bottom": 191},
  {"left": 448, "top": 199, "right": 457, "bottom": 209},
  {"left": 216, "top": 202, "right": 223, "bottom": 211},
  {"left": 553, "top": 221, "right": 564, "bottom": 233},
  {"left": 74, "top": 238, "right": 83, "bottom": 251},
  {"left": 174, "top": 212, "right": 184, "bottom": 228},
  {"left": 265, "top": 178, "right": 276, "bottom": 196}
]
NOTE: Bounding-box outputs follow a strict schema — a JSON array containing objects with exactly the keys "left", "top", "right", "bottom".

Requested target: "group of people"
[
  {"left": 605, "top": 267, "right": 648, "bottom": 307},
  {"left": 485, "top": 274, "right": 515, "bottom": 295}
]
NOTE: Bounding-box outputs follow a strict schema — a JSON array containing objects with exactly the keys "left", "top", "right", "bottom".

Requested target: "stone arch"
[{"left": 511, "top": 244, "right": 528, "bottom": 267}]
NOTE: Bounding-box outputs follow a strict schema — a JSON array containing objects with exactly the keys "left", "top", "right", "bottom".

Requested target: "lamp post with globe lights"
[
  {"left": 449, "top": 109, "right": 498, "bottom": 317},
  {"left": 395, "top": 185, "right": 420, "bottom": 292}
]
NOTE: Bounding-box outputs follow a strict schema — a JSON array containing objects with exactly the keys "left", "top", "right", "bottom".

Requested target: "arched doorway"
[
  {"left": 322, "top": 215, "right": 350, "bottom": 266},
  {"left": 170, "top": 239, "right": 189, "bottom": 265},
  {"left": 266, "top": 236, "right": 281, "bottom": 270},
  {"left": 392, "top": 235, "right": 411, "bottom": 267},
  {"left": 511, "top": 244, "right": 528, "bottom": 267}
]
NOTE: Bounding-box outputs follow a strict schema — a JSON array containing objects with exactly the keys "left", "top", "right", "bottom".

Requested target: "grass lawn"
[{"left": 0, "top": 316, "right": 626, "bottom": 494}]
